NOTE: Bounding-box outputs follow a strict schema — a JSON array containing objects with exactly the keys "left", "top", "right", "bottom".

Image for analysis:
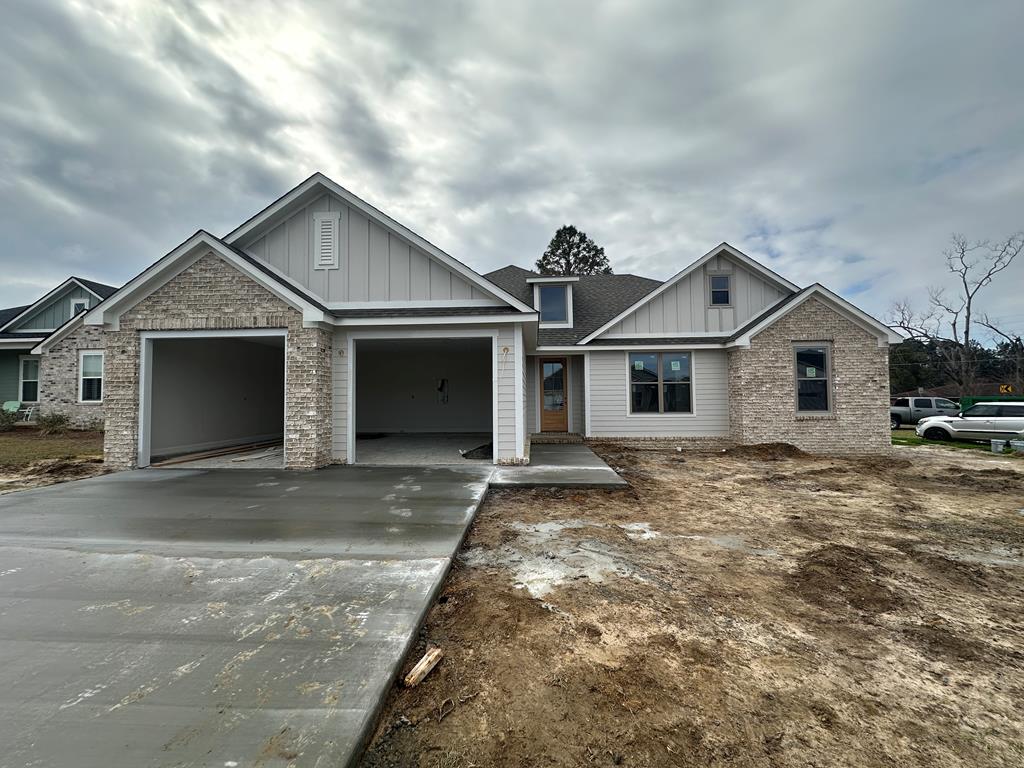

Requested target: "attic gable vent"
[{"left": 313, "top": 211, "right": 341, "bottom": 270}]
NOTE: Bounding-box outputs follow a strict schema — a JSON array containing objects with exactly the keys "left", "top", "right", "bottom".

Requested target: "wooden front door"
[{"left": 539, "top": 357, "right": 569, "bottom": 432}]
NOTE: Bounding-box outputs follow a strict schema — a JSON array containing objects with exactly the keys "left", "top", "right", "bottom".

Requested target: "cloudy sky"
[{"left": 2, "top": 0, "right": 1022, "bottom": 334}]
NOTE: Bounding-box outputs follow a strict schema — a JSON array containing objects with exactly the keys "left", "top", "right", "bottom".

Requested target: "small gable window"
[
  {"left": 313, "top": 211, "right": 340, "bottom": 270},
  {"left": 71, "top": 299, "right": 89, "bottom": 318},
  {"left": 538, "top": 285, "right": 569, "bottom": 324},
  {"left": 709, "top": 274, "right": 731, "bottom": 306}
]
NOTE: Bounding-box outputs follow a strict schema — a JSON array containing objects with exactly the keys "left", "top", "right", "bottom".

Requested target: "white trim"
[
  {"left": 84, "top": 232, "right": 327, "bottom": 330},
  {"left": 534, "top": 283, "right": 573, "bottom": 329},
  {"left": 224, "top": 173, "right": 536, "bottom": 314},
  {"left": 583, "top": 351, "right": 592, "bottom": 437},
  {"left": 597, "top": 331, "right": 729, "bottom": 339},
  {"left": 526, "top": 276, "right": 580, "bottom": 284},
  {"left": 1, "top": 338, "right": 45, "bottom": 348},
  {"left": 77, "top": 349, "right": 104, "bottom": 405},
  {"left": 332, "top": 313, "right": 531, "bottom": 327},
  {"left": 135, "top": 329, "right": 288, "bottom": 468},
  {"left": 70, "top": 299, "right": 89, "bottom": 319},
  {"left": 577, "top": 243, "right": 799, "bottom": 344},
  {"left": 0, "top": 277, "right": 109, "bottom": 334},
  {"left": 726, "top": 284, "right": 902, "bottom": 348},
  {"left": 345, "top": 328, "right": 502, "bottom": 465},
  {"left": 537, "top": 343, "right": 726, "bottom": 352},
  {"left": 326, "top": 299, "right": 505, "bottom": 310},
  {"left": 18, "top": 354, "right": 40, "bottom": 403},
  {"left": 514, "top": 323, "right": 525, "bottom": 459},
  {"left": 623, "top": 350, "right": 697, "bottom": 419},
  {"left": 31, "top": 313, "right": 85, "bottom": 355}
]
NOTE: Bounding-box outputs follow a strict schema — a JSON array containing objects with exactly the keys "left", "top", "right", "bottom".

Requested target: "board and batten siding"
[
  {"left": 14, "top": 286, "right": 95, "bottom": 331},
  {"left": 600, "top": 254, "right": 788, "bottom": 336},
  {"left": 244, "top": 193, "right": 493, "bottom": 304},
  {"left": 587, "top": 349, "right": 730, "bottom": 438}
]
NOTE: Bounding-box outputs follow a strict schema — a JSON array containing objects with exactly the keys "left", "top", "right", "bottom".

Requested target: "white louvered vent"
[{"left": 313, "top": 211, "right": 340, "bottom": 270}]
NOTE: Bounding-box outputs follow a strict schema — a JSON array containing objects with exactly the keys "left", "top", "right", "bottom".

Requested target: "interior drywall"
[
  {"left": 354, "top": 338, "right": 491, "bottom": 433},
  {"left": 149, "top": 337, "right": 284, "bottom": 458}
]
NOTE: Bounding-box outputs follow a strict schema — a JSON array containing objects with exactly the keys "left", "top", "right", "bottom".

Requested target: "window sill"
[
  {"left": 77, "top": 401, "right": 104, "bottom": 406},
  {"left": 795, "top": 413, "right": 836, "bottom": 421}
]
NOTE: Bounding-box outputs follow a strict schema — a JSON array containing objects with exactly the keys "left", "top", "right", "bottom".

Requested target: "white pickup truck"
[{"left": 890, "top": 396, "right": 960, "bottom": 429}]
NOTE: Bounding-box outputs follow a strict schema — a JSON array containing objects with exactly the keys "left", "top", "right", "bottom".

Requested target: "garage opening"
[
  {"left": 353, "top": 337, "right": 493, "bottom": 465},
  {"left": 145, "top": 334, "right": 285, "bottom": 468}
]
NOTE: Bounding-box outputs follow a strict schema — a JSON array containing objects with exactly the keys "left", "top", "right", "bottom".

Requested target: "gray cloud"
[{"left": 1, "top": 0, "right": 1022, "bottom": 334}]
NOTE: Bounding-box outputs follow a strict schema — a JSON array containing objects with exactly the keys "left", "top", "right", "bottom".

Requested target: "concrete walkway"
[
  {"left": 0, "top": 465, "right": 490, "bottom": 767},
  {"left": 491, "top": 443, "right": 628, "bottom": 489}
]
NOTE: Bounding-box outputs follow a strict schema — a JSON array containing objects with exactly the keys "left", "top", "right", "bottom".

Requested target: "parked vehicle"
[
  {"left": 916, "top": 402, "right": 1024, "bottom": 442},
  {"left": 890, "top": 396, "right": 960, "bottom": 429}
]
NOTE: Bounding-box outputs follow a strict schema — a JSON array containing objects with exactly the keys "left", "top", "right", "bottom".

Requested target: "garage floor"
[
  {"left": 0, "top": 465, "right": 491, "bottom": 767},
  {"left": 355, "top": 432, "right": 492, "bottom": 465}
]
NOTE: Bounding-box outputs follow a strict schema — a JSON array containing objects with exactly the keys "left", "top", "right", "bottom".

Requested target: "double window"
[
  {"left": 79, "top": 351, "right": 104, "bottom": 403},
  {"left": 795, "top": 345, "right": 830, "bottom": 413},
  {"left": 19, "top": 357, "right": 39, "bottom": 402},
  {"left": 629, "top": 352, "right": 692, "bottom": 413}
]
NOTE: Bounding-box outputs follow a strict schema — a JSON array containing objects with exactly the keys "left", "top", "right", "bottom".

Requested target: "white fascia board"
[
  {"left": 525, "top": 276, "right": 580, "bottom": 283},
  {"left": 2, "top": 338, "right": 45, "bottom": 349},
  {"left": 576, "top": 242, "right": 799, "bottom": 345},
  {"left": 222, "top": 173, "right": 536, "bottom": 315},
  {"left": 726, "top": 284, "right": 902, "bottom": 349},
  {"left": 331, "top": 313, "right": 532, "bottom": 327},
  {"left": 326, "top": 299, "right": 504, "bottom": 310},
  {"left": 69, "top": 278, "right": 108, "bottom": 301},
  {"left": 0, "top": 278, "right": 78, "bottom": 334},
  {"left": 84, "top": 232, "right": 326, "bottom": 329},
  {"left": 537, "top": 343, "right": 726, "bottom": 352}
]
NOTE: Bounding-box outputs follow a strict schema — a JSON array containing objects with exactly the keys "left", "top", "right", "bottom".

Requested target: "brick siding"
[
  {"left": 37, "top": 324, "right": 106, "bottom": 429},
  {"left": 103, "top": 252, "right": 332, "bottom": 469},
  {"left": 727, "top": 297, "right": 891, "bottom": 454}
]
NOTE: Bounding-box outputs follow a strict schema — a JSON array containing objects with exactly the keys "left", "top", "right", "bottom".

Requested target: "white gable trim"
[
  {"left": 726, "top": 284, "right": 902, "bottom": 349},
  {"left": 577, "top": 243, "right": 799, "bottom": 345},
  {"left": 223, "top": 173, "right": 535, "bottom": 314},
  {"left": 0, "top": 277, "right": 107, "bottom": 334},
  {"left": 82, "top": 231, "right": 327, "bottom": 330}
]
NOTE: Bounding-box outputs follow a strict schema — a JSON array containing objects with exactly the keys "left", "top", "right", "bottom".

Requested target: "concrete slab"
[
  {"left": 490, "top": 443, "right": 628, "bottom": 489},
  {"left": 355, "top": 432, "right": 492, "bottom": 465},
  {"left": 0, "top": 465, "right": 490, "bottom": 767}
]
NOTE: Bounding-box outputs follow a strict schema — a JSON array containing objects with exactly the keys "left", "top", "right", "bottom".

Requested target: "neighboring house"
[
  {"left": 0, "top": 277, "right": 117, "bottom": 424},
  {"left": 78, "top": 173, "right": 898, "bottom": 470}
]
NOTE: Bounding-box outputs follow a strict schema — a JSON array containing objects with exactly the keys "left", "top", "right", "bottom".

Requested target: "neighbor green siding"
[
  {"left": 0, "top": 350, "right": 21, "bottom": 401},
  {"left": 13, "top": 286, "right": 93, "bottom": 331}
]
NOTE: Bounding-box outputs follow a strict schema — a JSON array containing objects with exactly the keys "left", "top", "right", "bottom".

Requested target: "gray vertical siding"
[
  {"left": 244, "top": 193, "right": 493, "bottom": 305},
  {"left": 587, "top": 349, "right": 730, "bottom": 437},
  {"left": 601, "top": 254, "right": 787, "bottom": 336},
  {"left": 14, "top": 286, "right": 94, "bottom": 331}
]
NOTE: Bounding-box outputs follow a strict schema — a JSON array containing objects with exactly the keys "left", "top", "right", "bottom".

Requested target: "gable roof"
[
  {"left": 485, "top": 265, "right": 661, "bottom": 345},
  {"left": 0, "top": 277, "right": 120, "bottom": 335},
  {"left": 577, "top": 243, "right": 798, "bottom": 345},
  {"left": 224, "top": 173, "right": 535, "bottom": 314}
]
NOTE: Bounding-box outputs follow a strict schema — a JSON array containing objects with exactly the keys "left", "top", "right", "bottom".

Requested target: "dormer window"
[{"left": 528, "top": 276, "right": 578, "bottom": 328}]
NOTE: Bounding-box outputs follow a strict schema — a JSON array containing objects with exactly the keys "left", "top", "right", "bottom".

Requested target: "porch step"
[{"left": 529, "top": 432, "right": 584, "bottom": 444}]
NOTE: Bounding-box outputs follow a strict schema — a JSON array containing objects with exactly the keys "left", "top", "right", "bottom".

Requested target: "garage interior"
[
  {"left": 148, "top": 335, "right": 285, "bottom": 467},
  {"left": 354, "top": 337, "right": 493, "bottom": 465}
]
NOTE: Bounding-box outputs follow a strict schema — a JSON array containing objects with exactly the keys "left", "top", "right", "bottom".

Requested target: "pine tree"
[{"left": 535, "top": 225, "right": 613, "bottom": 275}]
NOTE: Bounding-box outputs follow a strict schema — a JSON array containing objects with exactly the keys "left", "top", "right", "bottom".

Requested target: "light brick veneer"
[
  {"left": 727, "top": 297, "right": 891, "bottom": 454},
  {"left": 103, "top": 252, "right": 332, "bottom": 470},
  {"left": 37, "top": 324, "right": 106, "bottom": 429}
]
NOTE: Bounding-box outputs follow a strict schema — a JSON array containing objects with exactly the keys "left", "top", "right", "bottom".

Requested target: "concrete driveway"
[{"left": 0, "top": 465, "right": 491, "bottom": 767}]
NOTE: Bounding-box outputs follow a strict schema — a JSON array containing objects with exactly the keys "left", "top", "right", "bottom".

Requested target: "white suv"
[{"left": 916, "top": 402, "right": 1024, "bottom": 442}]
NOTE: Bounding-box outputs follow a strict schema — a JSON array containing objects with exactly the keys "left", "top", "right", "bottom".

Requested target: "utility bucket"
[{"left": 991, "top": 440, "right": 1007, "bottom": 454}]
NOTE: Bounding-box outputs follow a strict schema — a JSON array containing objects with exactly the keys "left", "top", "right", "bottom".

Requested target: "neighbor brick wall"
[
  {"left": 727, "top": 297, "right": 891, "bottom": 454},
  {"left": 104, "top": 252, "right": 332, "bottom": 469},
  {"left": 37, "top": 324, "right": 106, "bottom": 429}
]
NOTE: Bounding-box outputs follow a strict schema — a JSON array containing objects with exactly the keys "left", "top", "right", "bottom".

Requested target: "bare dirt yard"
[
  {"left": 0, "top": 428, "right": 106, "bottom": 494},
  {"left": 362, "top": 442, "right": 1024, "bottom": 768}
]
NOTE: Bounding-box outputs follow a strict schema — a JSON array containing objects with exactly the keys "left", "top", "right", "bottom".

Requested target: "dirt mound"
[
  {"left": 942, "top": 467, "right": 1024, "bottom": 492},
  {"left": 723, "top": 442, "right": 809, "bottom": 460},
  {"left": 789, "top": 544, "right": 903, "bottom": 613}
]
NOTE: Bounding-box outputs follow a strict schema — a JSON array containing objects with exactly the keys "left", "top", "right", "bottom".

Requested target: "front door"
[{"left": 540, "top": 357, "right": 569, "bottom": 432}]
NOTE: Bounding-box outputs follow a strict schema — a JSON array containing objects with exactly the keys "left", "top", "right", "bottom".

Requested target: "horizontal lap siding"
[
  {"left": 496, "top": 326, "right": 518, "bottom": 460},
  {"left": 525, "top": 357, "right": 537, "bottom": 434},
  {"left": 331, "top": 329, "right": 348, "bottom": 461},
  {"left": 588, "top": 349, "right": 729, "bottom": 437},
  {"left": 570, "top": 356, "right": 585, "bottom": 433}
]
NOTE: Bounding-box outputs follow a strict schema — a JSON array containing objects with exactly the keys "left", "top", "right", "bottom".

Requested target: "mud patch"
[
  {"left": 789, "top": 544, "right": 903, "bottom": 613},
  {"left": 722, "top": 442, "right": 809, "bottom": 460}
]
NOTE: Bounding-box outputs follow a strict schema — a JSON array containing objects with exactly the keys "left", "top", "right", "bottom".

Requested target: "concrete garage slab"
[{"left": 0, "top": 465, "right": 490, "bottom": 767}]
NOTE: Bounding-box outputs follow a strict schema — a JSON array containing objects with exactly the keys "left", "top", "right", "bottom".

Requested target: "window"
[
  {"left": 795, "top": 345, "right": 830, "bottom": 413},
  {"left": 913, "top": 398, "right": 932, "bottom": 408},
  {"left": 961, "top": 404, "right": 998, "bottom": 418},
  {"left": 629, "top": 352, "right": 691, "bottom": 414},
  {"left": 19, "top": 357, "right": 39, "bottom": 402},
  {"left": 538, "top": 285, "right": 569, "bottom": 324},
  {"left": 79, "top": 351, "right": 103, "bottom": 403},
  {"left": 709, "top": 274, "right": 731, "bottom": 306},
  {"left": 71, "top": 299, "right": 89, "bottom": 318},
  {"left": 998, "top": 405, "right": 1024, "bottom": 417},
  {"left": 893, "top": 398, "right": 909, "bottom": 407},
  {"left": 935, "top": 399, "right": 958, "bottom": 409}
]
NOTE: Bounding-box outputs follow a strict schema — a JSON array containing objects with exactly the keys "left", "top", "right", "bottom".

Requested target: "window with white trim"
[
  {"left": 538, "top": 285, "right": 569, "bottom": 324},
  {"left": 709, "top": 274, "right": 731, "bottom": 306},
  {"left": 19, "top": 356, "right": 39, "bottom": 402},
  {"left": 71, "top": 299, "right": 89, "bottom": 318},
  {"left": 79, "top": 351, "right": 104, "bottom": 403},
  {"left": 629, "top": 352, "right": 691, "bottom": 413},
  {"left": 312, "top": 211, "right": 340, "bottom": 269},
  {"left": 795, "top": 345, "right": 830, "bottom": 413}
]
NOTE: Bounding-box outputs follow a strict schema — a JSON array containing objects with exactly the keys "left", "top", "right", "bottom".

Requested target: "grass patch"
[
  {"left": 892, "top": 432, "right": 1022, "bottom": 456},
  {"left": 0, "top": 428, "right": 104, "bottom": 470}
]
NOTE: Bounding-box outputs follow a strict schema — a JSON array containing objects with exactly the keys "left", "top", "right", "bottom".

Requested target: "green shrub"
[
  {"left": 0, "top": 409, "right": 17, "bottom": 432},
  {"left": 37, "top": 412, "right": 71, "bottom": 436}
]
